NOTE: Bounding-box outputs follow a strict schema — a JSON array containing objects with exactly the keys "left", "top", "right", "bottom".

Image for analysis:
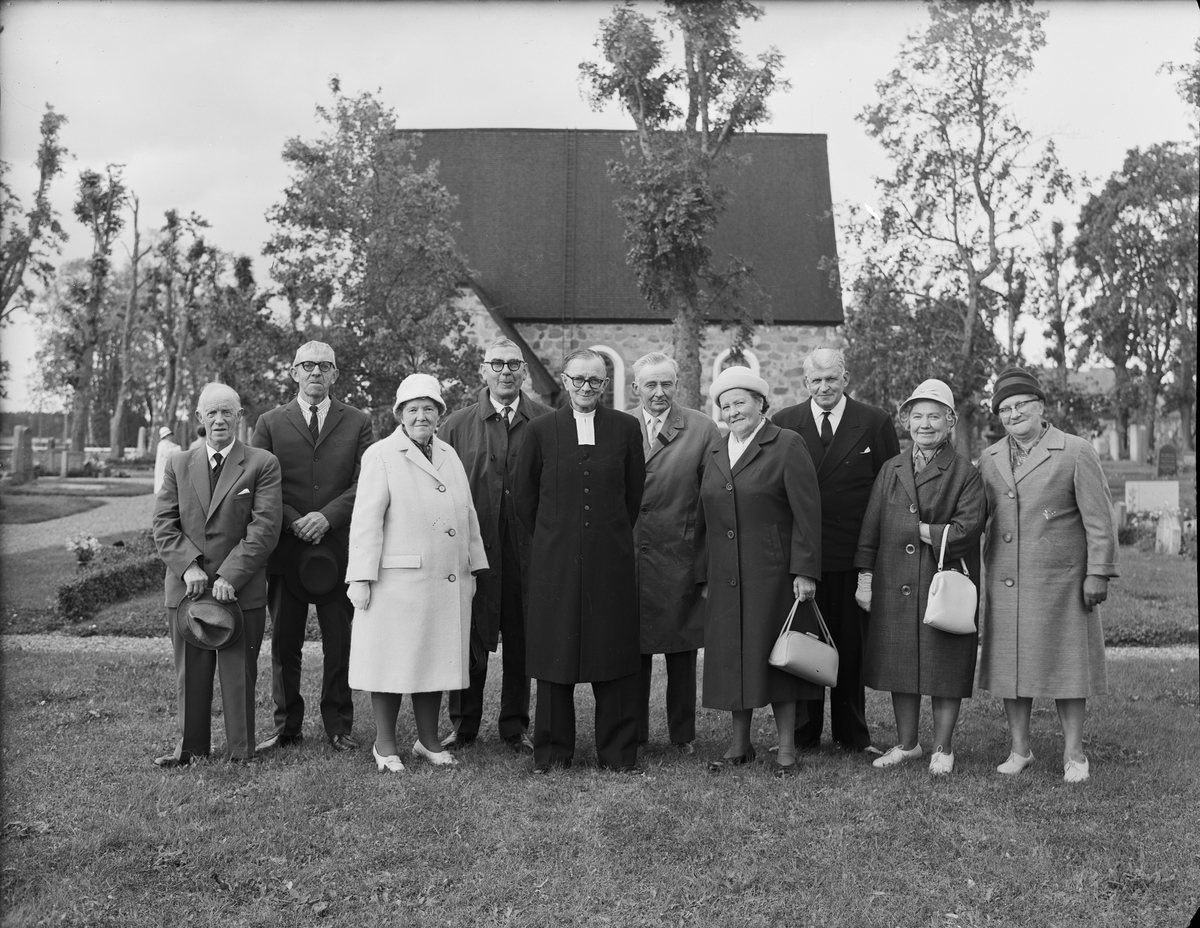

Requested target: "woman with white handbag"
[{"left": 853, "top": 380, "right": 985, "bottom": 776}]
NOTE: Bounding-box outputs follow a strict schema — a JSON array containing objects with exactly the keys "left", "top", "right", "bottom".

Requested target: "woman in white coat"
[{"left": 346, "top": 374, "right": 487, "bottom": 773}]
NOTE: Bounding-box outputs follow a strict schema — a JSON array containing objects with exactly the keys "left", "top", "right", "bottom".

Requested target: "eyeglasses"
[
  {"left": 295, "top": 361, "right": 336, "bottom": 373},
  {"left": 997, "top": 399, "right": 1040, "bottom": 418},
  {"left": 564, "top": 375, "right": 608, "bottom": 391},
  {"left": 486, "top": 359, "right": 524, "bottom": 372}
]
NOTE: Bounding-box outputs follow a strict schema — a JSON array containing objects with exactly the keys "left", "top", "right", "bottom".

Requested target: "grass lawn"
[
  {"left": 0, "top": 495, "right": 104, "bottom": 524},
  {"left": 1, "top": 645, "right": 1196, "bottom": 927},
  {"left": 1, "top": 478, "right": 152, "bottom": 498}
]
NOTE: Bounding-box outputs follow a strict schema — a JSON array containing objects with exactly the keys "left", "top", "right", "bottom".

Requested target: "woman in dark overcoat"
[
  {"left": 696, "top": 367, "right": 822, "bottom": 775},
  {"left": 854, "top": 380, "right": 985, "bottom": 777}
]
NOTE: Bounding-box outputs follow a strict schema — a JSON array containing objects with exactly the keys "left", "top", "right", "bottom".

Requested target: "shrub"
[
  {"left": 55, "top": 533, "right": 162, "bottom": 623},
  {"left": 1105, "top": 620, "right": 1199, "bottom": 648}
]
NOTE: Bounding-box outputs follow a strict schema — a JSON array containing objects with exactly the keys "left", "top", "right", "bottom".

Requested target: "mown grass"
[
  {"left": 1, "top": 477, "right": 153, "bottom": 498},
  {"left": 1104, "top": 547, "right": 1199, "bottom": 646},
  {"left": 1, "top": 645, "right": 1196, "bottom": 927},
  {"left": 0, "top": 495, "right": 105, "bottom": 524}
]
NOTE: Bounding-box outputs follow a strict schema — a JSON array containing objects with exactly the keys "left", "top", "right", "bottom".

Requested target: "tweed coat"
[
  {"left": 695, "top": 422, "right": 823, "bottom": 711},
  {"left": 250, "top": 397, "right": 374, "bottom": 580},
  {"left": 633, "top": 403, "right": 723, "bottom": 654},
  {"left": 514, "top": 404, "right": 646, "bottom": 684},
  {"left": 977, "top": 426, "right": 1118, "bottom": 699},
  {"left": 345, "top": 427, "right": 487, "bottom": 694},
  {"left": 153, "top": 439, "right": 283, "bottom": 609},
  {"left": 439, "top": 387, "right": 553, "bottom": 650},
  {"left": 854, "top": 444, "right": 985, "bottom": 698},
  {"left": 772, "top": 396, "right": 900, "bottom": 571}
]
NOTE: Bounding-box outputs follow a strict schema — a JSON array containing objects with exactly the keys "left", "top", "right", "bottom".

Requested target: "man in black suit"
[
  {"left": 252, "top": 340, "right": 374, "bottom": 754},
  {"left": 773, "top": 348, "right": 899, "bottom": 752}
]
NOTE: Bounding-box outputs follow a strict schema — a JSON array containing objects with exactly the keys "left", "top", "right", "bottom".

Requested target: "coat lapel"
[
  {"left": 710, "top": 439, "right": 732, "bottom": 483},
  {"left": 397, "top": 428, "right": 445, "bottom": 483},
  {"left": 731, "top": 421, "right": 775, "bottom": 478},
  {"left": 207, "top": 440, "right": 246, "bottom": 521},
  {"left": 287, "top": 400, "right": 316, "bottom": 447},
  {"left": 913, "top": 443, "right": 953, "bottom": 490},
  {"left": 640, "top": 404, "right": 684, "bottom": 461},
  {"left": 895, "top": 454, "right": 919, "bottom": 508},
  {"left": 817, "top": 401, "right": 866, "bottom": 480},
  {"left": 188, "top": 445, "right": 212, "bottom": 514},
  {"left": 314, "top": 400, "right": 344, "bottom": 450},
  {"left": 1014, "top": 426, "right": 1064, "bottom": 483},
  {"left": 987, "top": 439, "right": 1016, "bottom": 493}
]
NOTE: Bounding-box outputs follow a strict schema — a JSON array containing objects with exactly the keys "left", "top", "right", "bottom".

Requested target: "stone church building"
[{"left": 415, "top": 129, "right": 842, "bottom": 418}]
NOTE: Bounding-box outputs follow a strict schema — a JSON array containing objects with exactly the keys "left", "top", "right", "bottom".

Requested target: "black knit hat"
[{"left": 991, "top": 367, "right": 1046, "bottom": 414}]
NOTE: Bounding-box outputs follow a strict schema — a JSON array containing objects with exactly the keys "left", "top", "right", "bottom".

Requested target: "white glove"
[
  {"left": 348, "top": 580, "right": 371, "bottom": 610},
  {"left": 855, "top": 571, "right": 873, "bottom": 613}
]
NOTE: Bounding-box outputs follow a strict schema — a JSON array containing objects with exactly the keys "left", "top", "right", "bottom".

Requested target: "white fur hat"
[
  {"left": 392, "top": 373, "right": 446, "bottom": 415},
  {"left": 708, "top": 366, "right": 770, "bottom": 405}
]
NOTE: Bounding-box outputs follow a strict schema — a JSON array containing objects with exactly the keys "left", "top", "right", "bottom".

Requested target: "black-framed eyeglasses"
[
  {"left": 565, "top": 375, "right": 608, "bottom": 391},
  {"left": 997, "top": 399, "right": 1039, "bottom": 419},
  {"left": 486, "top": 359, "right": 525, "bottom": 372},
  {"left": 296, "top": 361, "right": 336, "bottom": 373}
]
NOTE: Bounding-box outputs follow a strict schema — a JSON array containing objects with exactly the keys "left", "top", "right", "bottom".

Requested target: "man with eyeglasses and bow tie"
[
  {"left": 515, "top": 348, "right": 646, "bottom": 774},
  {"left": 251, "top": 341, "right": 374, "bottom": 757},
  {"left": 438, "top": 338, "right": 552, "bottom": 753}
]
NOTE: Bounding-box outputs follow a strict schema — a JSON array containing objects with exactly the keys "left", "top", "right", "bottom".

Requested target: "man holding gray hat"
[{"left": 252, "top": 341, "right": 375, "bottom": 755}]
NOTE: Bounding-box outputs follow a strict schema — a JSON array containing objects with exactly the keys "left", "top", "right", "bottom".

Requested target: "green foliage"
[
  {"left": 580, "top": 1, "right": 786, "bottom": 409},
  {"left": 265, "top": 80, "right": 479, "bottom": 416},
  {"left": 55, "top": 533, "right": 160, "bottom": 623}
]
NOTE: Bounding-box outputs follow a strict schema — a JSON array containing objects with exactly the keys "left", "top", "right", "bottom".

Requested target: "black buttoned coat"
[
  {"left": 515, "top": 404, "right": 646, "bottom": 684},
  {"left": 440, "top": 387, "right": 553, "bottom": 650},
  {"left": 695, "top": 422, "right": 823, "bottom": 710},
  {"left": 853, "top": 444, "right": 985, "bottom": 697}
]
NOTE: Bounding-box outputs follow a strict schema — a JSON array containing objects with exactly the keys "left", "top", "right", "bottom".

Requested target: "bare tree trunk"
[
  {"left": 672, "top": 296, "right": 704, "bottom": 411},
  {"left": 69, "top": 313, "right": 98, "bottom": 452},
  {"left": 108, "top": 196, "right": 148, "bottom": 463}
]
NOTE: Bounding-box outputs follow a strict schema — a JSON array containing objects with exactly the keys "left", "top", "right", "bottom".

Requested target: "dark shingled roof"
[{"left": 413, "top": 129, "right": 842, "bottom": 326}]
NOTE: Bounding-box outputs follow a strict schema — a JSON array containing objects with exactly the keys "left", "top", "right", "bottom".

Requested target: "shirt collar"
[
  {"left": 205, "top": 440, "right": 232, "bottom": 465},
  {"left": 729, "top": 417, "right": 767, "bottom": 447},
  {"left": 489, "top": 392, "right": 521, "bottom": 417},
  {"left": 641, "top": 405, "right": 666, "bottom": 429},
  {"left": 810, "top": 394, "right": 846, "bottom": 425},
  {"left": 572, "top": 407, "right": 596, "bottom": 420},
  {"left": 296, "top": 395, "right": 331, "bottom": 416}
]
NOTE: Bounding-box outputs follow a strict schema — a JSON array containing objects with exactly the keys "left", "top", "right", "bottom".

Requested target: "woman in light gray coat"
[
  {"left": 978, "top": 368, "right": 1118, "bottom": 784},
  {"left": 347, "top": 374, "right": 487, "bottom": 773}
]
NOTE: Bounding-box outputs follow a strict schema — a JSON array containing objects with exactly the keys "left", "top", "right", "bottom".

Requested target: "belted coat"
[
  {"left": 695, "top": 422, "right": 823, "bottom": 711},
  {"left": 853, "top": 444, "right": 985, "bottom": 698},
  {"left": 515, "top": 404, "right": 646, "bottom": 684},
  {"left": 440, "top": 387, "right": 553, "bottom": 650},
  {"left": 632, "top": 403, "right": 723, "bottom": 654},
  {"left": 345, "top": 427, "right": 487, "bottom": 694},
  {"left": 977, "top": 427, "right": 1118, "bottom": 699}
]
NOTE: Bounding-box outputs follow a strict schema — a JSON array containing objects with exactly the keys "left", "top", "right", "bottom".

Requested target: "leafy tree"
[
  {"left": 1075, "top": 143, "right": 1199, "bottom": 452},
  {"left": 580, "top": 0, "right": 786, "bottom": 409},
  {"left": 851, "top": 0, "right": 1071, "bottom": 454},
  {"left": 106, "top": 195, "right": 152, "bottom": 461},
  {"left": 265, "top": 80, "right": 477, "bottom": 426}
]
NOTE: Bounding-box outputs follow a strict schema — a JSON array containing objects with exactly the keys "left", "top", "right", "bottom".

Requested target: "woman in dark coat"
[
  {"left": 854, "top": 380, "right": 985, "bottom": 777},
  {"left": 696, "top": 366, "right": 822, "bottom": 774}
]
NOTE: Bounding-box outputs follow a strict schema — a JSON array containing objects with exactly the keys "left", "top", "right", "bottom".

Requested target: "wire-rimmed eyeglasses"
[
  {"left": 295, "top": 361, "right": 336, "bottom": 373},
  {"left": 997, "top": 399, "right": 1039, "bottom": 419},
  {"left": 486, "top": 359, "right": 525, "bottom": 372}
]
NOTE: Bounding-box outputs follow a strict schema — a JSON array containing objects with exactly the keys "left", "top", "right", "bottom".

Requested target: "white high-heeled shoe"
[
  {"left": 372, "top": 744, "right": 405, "bottom": 773},
  {"left": 412, "top": 740, "right": 459, "bottom": 766}
]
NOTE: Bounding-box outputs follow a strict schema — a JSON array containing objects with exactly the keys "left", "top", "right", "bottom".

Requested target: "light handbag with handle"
[
  {"left": 923, "top": 528, "right": 978, "bottom": 635},
  {"left": 768, "top": 597, "right": 839, "bottom": 686}
]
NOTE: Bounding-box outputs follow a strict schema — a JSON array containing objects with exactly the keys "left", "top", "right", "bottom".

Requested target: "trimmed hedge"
[
  {"left": 55, "top": 533, "right": 162, "bottom": 623},
  {"left": 1105, "top": 620, "right": 1199, "bottom": 648}
]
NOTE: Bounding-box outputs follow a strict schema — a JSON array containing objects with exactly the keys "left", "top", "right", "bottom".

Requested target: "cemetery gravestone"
[
  {"left": 1125, "top": 481, "right": 1180, "bottom": 513},
  {"left": 11, "top": 426, "right": 34, "bottom": 485},
  {"left": 1156, "top": 444, "right": 1178, "bottom": 477}
]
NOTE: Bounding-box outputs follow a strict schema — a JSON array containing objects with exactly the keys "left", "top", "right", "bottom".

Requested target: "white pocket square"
[
  {"left": 237, "top": 488, "right": 251, "bottom": 496},
  {"left": 860, "top": 447, "right": 871, "bottom": 454}
]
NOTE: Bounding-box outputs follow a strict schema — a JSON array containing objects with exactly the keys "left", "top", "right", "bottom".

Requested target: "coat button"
[
  {"left": 905, "top": 544, "right": 915, "bottom": 554},
  {"left": 1007, "top": 491, "right": 1015, "bottom": 499},
  {"left": 1003, "top": 532, "right": 1012, "bottom": 542},
  {"left": 727, "top": 530, "right": 735, "bottom": 539},
  {"left": 438, "top": 485, "right": 446, "bottom": 492},
  {"left": 583, "top": 488, "right": 590, "bottom": 494},
  {"left": 583, "top": 470, "right": 590, "bottom": 476},
  {"left": 909, "top": 504, "right": 917, "bottom": 513},
  {"left": 490, "top": 454, "right": 496, "bottom": 461},
  {"left": 729, "top": 578, "right": 738, "bottom": 587},
  {"left": 448, "top": 528, "right": 456, "bottom": 536},
  {"left": 314, "top": 485, "right": 320, "bottom": 490},
  {"left": 313, "top": 457, "right": 319, "bottom": 463},
  {"left": 726, "top": 483, "right": 733, "bottom": 491},
  {"left": 901, "top": 585, "right": 911, "bottom": 595},
  {"left": 582, "top": 453, "right": 589, "bottom": 460},
  {"left": 504, "top": 489, "right": 511, "bottom": 495},
  {"left": 1004, "top": 578, "right": 1014, "bottom": 587},
  {"left": 584, "top": 505, "right": 590, "bottom": 511},
  {"left": 448, "top": 574, "right": 456, "bottom": 582},
  {"left": 641, "top": 506, "right": 648, "bottom": 513},
  {"left": 584, "top": 522, "right": 591, "bottom": 528}
]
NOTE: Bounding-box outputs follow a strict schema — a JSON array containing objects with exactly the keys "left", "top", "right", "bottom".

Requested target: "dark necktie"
[
  {"left": 820, "top": 411, "right": 833, "bottom": 448},
  {"left": 308, "top": 404, "right": 320, "bottom": 441},
  {"left": 501, "top": 405, "right": 512, "bottom": 429},
  {"left": 210, "top": 452, "right": 224, "bottom": 491}
]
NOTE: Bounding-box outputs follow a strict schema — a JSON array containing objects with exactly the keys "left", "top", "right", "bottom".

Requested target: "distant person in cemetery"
[
  {"left": 153, "top": 425, "right": 182, "bottom": 495},
  {"left": 189, "top": 425, "right": 207, "bottom": 450},
  {"left": 438, "top": 338, "right": 552, "bottom": 754},
  {"left": 854, "top": 380, "right": 985, "bottom": 777},
  {"left": 773, "top": 347, "right": 900, "bottom": 754},
  {"left": 345, "top": 374, "right": 487, "bottom": 773},
  {"left": 977, "top": 367, "right": 1119, "bottom": 784},
  {"left": 629, "top": 351, "right": 721, "bottom": 755},
  {"left": 151, "top": 383, "right": 283, "bottom": 766},
  {"left": 251, "top": 341, "right": 374, "bottom": 756},
  {"left": 515, "top": 348, "right": 646, "bottom": 774},
  {"left": 697, "top": 366, "right": 821, "bottom": 776}
]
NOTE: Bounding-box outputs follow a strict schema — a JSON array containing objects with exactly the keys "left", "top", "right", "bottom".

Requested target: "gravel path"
[{"left": 0, "top": 490, "right": 156, "bottom": 555}]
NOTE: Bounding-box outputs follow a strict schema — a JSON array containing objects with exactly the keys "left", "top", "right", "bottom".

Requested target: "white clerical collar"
[
  {"left": 489, "top": 392, "right": 521, "bottom": 417},
  {"left": 573, "top": 407, "right": 596, "bottom": 445}
]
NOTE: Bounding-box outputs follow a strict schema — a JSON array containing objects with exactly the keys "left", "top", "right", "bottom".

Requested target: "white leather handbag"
[{"left": 923, "top": 529, "right": 978, "bottom": 635}]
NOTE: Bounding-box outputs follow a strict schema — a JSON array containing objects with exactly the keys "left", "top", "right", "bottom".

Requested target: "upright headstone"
[
  {"left": 1092, "top": 433, "right": 1108, "bottom": 459},
  {"left": 1156, "top": 444, "right": 1178, "bottom": 477},
  {"left": 136, "top": 426, "right": 148, "bottom": 458},
  {"left": 11, "top": 426, "right": 34, "bottom": 485},
  {"left": 1128, "top": 423, "right": 1148, "bottom": 463},
  {"left": 1106, "top": 428, "right": 1121, "bottom": 462},
  {"left": 1125, "top": 480, "right": 1180, "bottom": 513},
  {"left": 1155, "top": 511, "right": 1182, "bottom": 555}
]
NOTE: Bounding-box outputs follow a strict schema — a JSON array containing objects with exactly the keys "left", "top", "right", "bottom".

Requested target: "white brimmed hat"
[
  {"left": 393, "top": 373, "right": 446, "bottom": 414},
  {"left": 708, "top": 366, "right": 770, "bottom": 405},
  {"left": 158, "top": 426, "right": 173, "bottom": 439},
  {"left": 899, "top": 379, "right": 956, "bottom": 414}
]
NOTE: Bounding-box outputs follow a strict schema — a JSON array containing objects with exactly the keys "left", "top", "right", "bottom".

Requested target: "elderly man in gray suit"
[{"left": 630, "top": 352, "right": 722, "bottom": 753}]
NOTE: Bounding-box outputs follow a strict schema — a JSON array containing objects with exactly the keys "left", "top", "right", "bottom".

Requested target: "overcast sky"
[{"left": 1, "top": 0, "right": 1196, "bottom": 411}]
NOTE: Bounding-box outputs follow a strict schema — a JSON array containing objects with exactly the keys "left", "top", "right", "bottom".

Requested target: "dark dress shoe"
[
  {"left": 153, "top": 752, "right": 193, "bottom": 768},
  {"left": 672, "top": 741, "right": 696, "bottom": 755},
  {"left": 708, "top": 745, "right": 756, "bottom": 772},
  {"left": 329, "top": 734, "right": 360, "bottom": 752},
  {"left": 440, "top": 731, "right": 476, "bottom": 751},
  {"left": 531, "top": 758, "right": 571, "bottom": 775},
  {"left": 503, "top": 733, "right": 535, "bottom": 754},
  {"left": 256, "top": 733, "right": 303, "bottom": 753},
  {"left": 774, "top": 748, "right": 801, "bottom": 777},
  {"left": 602, "top": 764, "right": 645, "bottom": 776}
]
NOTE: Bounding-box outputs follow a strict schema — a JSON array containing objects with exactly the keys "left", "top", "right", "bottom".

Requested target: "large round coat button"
[
  {"left": 448, "top": 574, "right": 456, "bottom": 582},
  {"left": 584, "top": 522, "right": 591, "bottom": 528},
  {"left": 727, "top": 530, "right": 735, "bottom": 539},
  {"left": 583, "top": 488, "right": 590, "bottom": 494},
  {"left": 909, "top": 504, "right": 918, "bottom": 513},
  {"left": 641, "top": 506, "right": 649, "bottom": 513},
  {"left": 905, "top": 544, "right": 915, "bottom": 554},
  {"left": 584, "top": 505, "right": 590, "bottom": 511},
  {"left": 1007, "top": 491, "right": 1015, "bottom": 499},
  {"left": 1003, "top": 532, "right": 1012, "bottom": 542},
  {"left": 448, "top": 528, "right": 456, "bottom": 536},
  {"left": 583, "top": 470, "right": 590, "bottom": 476},
  {"left": 729, "top": 578, "right": 738, "bottom": 587},
  {"left": 438, "top": 485, "right": 446, "bottom": 493},
  {"left": 1004, "top": 578, "right": 1014, "bottom": 587},
  {"left": 901, "top": 585, "right": 911, "bottom": 595},
  {"left": 726, "top": 484, "right": 733, "bottom": 491}
]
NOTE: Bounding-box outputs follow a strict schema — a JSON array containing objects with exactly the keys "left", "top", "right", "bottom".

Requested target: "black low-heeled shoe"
[
  {"left": 708, "top": 745, "right": 756, "bottom": 771},
  {"left": 773, "top": 748, "right": 801, "bottom": 777}
]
